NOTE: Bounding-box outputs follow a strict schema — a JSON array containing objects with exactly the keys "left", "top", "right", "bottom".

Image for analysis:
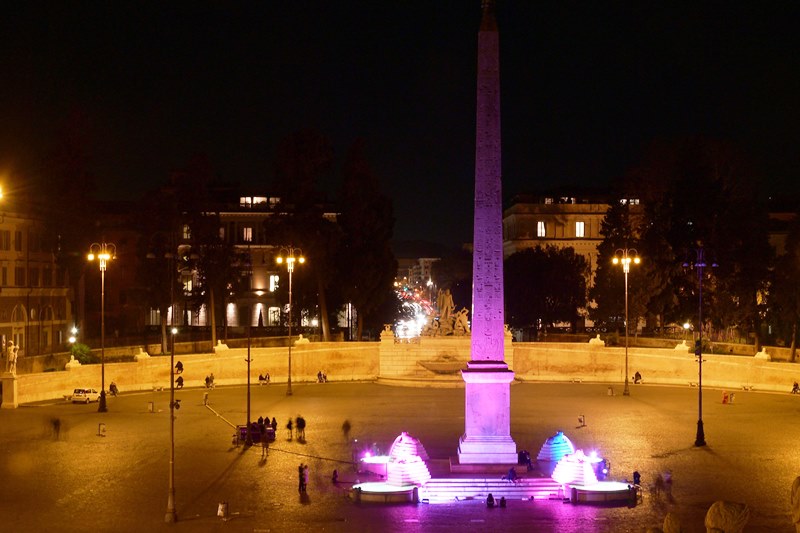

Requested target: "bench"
[
  {"left": 571, "top": 378, "right": 583, "bottom": 383},
  {"left": 689, "top": 382, "right": 697, "bottom": 387},
  {"left": 153, "top": 386, "right": 163, "bottom": 392},
  {"left": 741, "top": 385, "right": 753, "bottom": 391}
]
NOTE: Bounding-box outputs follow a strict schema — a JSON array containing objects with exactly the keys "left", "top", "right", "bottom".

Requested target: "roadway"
[{"left": 0, "top": 381, "right": 797, "bottom": 532}]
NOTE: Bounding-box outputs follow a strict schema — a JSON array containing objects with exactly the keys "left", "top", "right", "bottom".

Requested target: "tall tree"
[
  {"left": 336, "top": 140, "right": 397, "bottom": 340},
  {"left": 627, "top": 137, "right": 773, "bottom": 345},
  {"left": 267, "top": 130, "right": 338, "bottom": 340},
  {"left": 504, "top": 246, "right": 588, "bottom": 334},
  {"left": 133, "top": 183, "right": 183, "bottom": 354},
  {"left": 34, "top": 111, "right": 98, "bottom": 334},
  {"left": 173, "top": 155, "right": 237, "bottom": 348},
  {"left": 771, "top": 211, "right": 800, "bottom": 360},
  {"left": 589, "top": 199, "right": 657, "bottom": 336}
]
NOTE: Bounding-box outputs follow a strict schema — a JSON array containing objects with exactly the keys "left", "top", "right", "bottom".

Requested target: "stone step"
[{"left": 420, "top": 477, "right": 564, "bottom": 503}]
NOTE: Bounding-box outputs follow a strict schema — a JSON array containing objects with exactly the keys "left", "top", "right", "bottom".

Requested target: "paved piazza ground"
[{"left": 1, "top": 381, "right": 798, "bottom": 532}]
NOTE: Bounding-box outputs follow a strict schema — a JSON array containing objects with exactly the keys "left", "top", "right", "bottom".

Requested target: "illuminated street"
[{"left": 0, "top": 381, "right": 797, "bottom": 532}]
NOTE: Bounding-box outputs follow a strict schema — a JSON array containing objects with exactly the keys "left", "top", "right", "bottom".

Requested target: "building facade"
[{"left": 0, "top": 209, "right": 73, "bottom": 358}]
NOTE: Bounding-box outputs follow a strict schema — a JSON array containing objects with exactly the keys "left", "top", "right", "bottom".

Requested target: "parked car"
[{"left": 71, "top": 388, "right": 100, "bottom": 403}]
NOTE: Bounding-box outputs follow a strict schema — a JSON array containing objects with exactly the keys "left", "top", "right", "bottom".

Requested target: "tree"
[
  {"left": 267, "top": 130, "right": 338, "bottom": 340},
  {"left": 590, "top": 200, "right": 646, "bottom": 332},
  {"left": 172, "top": 155, "right": 238, "bottom": 348},
  {"left": 627, "top": 137, "right": 773, "bottom": 345},
  {"left": 504, "top": 246, "right": 588, "bottom": 335},
  {"left": 336, "top": 140, "right": 397, "bottom": 340},
  {"left": 771, "top": 211, "right": 800, "bottom": 360},
  {"left": 133, "top": 185, "right": 183, "bottom": 354}
]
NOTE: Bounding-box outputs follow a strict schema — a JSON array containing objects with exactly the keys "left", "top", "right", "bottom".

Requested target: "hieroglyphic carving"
[{"left": 470, "top": 16, "right": 504, "bottom": 362}]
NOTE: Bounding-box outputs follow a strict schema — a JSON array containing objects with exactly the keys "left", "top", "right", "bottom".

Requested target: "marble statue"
[
  {"left": 454, "top": 307, "right": 470, "bottom": 336},
  {"left": 6, "top": 341, "right": 18, "bottom": 374}
]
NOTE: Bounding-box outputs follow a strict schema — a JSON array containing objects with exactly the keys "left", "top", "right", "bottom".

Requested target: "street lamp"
[
  {"left": 87, "top": 242, "right": 116, "bottom": 413},
  {"left": 612, "top": 248, "right": 641, "bottom": 397},
  {"left": 276, "top": 247, "right": 305, "bottom": 396},
  {"left": 683, "top": 245, "right": 717, "bottom": 447},
  {"left": 166, "top": 326, "right": 178, "bottom": 522}
]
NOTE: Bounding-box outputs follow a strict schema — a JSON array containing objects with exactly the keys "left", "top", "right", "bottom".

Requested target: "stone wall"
[
  {"left": 8, "top": 338, "right": 800, "bottom": 405},
  {"left": 14, "top": 341, "right": 379, "bottom": 405},
  {"left": 512, "top": 342, "right": 799, "bottom": 393}
]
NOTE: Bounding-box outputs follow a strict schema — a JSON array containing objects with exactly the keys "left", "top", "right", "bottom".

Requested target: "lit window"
[
  {"left": 576, "top": 221, "right": 585, "bottom": 238},
  {"left": 182, "top": 224, "right": 191, "bottom": 239},
  {"left": 537, "top": 221, "right": 546, "bottom": 237},
  {"left": 544, "top": 197, "right": 553, "bottom": 205},
  {"left": 243, "top": 227, "right": 252, "bottom": 242},
  {"left": 269, "top": 274, "right": 279, "bottom": 292}
]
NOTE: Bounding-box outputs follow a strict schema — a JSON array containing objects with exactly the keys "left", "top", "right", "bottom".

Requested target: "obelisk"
[{"left": 457, "top": 0, "right": 517, "bottom": 464}]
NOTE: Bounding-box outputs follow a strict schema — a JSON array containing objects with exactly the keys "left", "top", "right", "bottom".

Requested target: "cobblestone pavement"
[{"left": 0, "top": 381, "right": 798, "bottom": 532}]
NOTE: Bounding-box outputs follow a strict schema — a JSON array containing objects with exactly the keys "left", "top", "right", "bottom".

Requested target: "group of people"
[
  {"left": 792, "top": 381, "right": 799, "bottom": 394},
  {"left": 204, "top": 373, "right": 215, "bottom": 388},
  {"left": 317, "top": 371, "right": 328, "bottom": 383},
  {"left": 486, "top": 493, "right": 506, "bottom": 508},
  {"left": 109, "top": 382, "right": 119, "bottom": 396},
  {"left": 257, "top": 416, "right": 278, "bottom": 435},
  {"left": 258, "top": 372, "right": 270, "bottom": 385},
  {"left": 286, "top": 415, "right": 307, "bottom": 441},
  {"left": 298, "top": 463, "right": 310, "bottom": 493}
]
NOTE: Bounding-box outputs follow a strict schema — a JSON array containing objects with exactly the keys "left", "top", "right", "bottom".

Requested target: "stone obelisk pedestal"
[
  {"left": 457, "top": 0, "right": 516, "bottom": 466},
  {"left": 458, "top": 362, "right": 517, "bottom": 464},
  {"left": 1, "top": 372, "right": 19, "bottom": 409}
]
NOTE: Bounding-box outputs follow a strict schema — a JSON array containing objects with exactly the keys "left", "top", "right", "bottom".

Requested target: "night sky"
[{"left": 1, "top": 1, "right": 798, "bottom": 246}]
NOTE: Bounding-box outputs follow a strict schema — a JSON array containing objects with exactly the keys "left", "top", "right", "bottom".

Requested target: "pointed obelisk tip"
[{"left": 480, "top": 0, "right": 497, "bottom": 30}]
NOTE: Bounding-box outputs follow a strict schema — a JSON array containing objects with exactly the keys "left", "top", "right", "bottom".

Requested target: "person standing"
[
  {"left": 298, "top": 463, "right": 305, "bottom": 492},
  {"left": 286, "top": 419, "right": 293, "bottom": 441}
]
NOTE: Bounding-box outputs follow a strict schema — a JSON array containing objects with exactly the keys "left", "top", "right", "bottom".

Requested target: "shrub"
[{"left": 70, "top": 343, "right": 98, "bottom": 365}]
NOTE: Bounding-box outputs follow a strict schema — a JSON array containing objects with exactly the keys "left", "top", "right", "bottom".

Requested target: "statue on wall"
[{"left": 6, "top": 341, "right": 18, "bottom": 374}]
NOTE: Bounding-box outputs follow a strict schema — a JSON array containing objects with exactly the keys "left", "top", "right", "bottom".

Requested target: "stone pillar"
[
  {"left": 1, "top": 372, "right": 18, "bottom": 409},
  {"left": 458, "top": 0, "right": 516, "bottom": 465}
]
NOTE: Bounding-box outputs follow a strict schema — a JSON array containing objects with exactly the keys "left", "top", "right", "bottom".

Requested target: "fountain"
[{"left": 352, "top": 432, "right": 431, "bottom": 503}]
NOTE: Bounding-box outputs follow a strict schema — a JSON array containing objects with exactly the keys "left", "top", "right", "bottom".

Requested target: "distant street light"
[
  {"left": 683, "top": 244, "right": 717, "bottom": 447},
  {"left": 87, "top": 242, "right": 116, "bottom": 413},
  {"left": 612, "top": 248, "right": 641, "bottom": 397},
  {"left": 276, "top": 247, "right": 305, "bottom": 396}
]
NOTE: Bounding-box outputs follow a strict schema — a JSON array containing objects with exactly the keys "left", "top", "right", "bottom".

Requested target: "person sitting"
[
  {"left": 486, "top": 493, "right": 495, "bottom": 508},
  {"left": 503, "top": 467, "right": 517, "bottom": 482},
  {"left": 258, "top": 374, "right": 266, "bottom": 385},
  {"left": 176, "top": 376, "right": 184, "bottom": 389},
  {"left": 175, "top": 361, "right": 183, "bottom": 374},
  {"left": 793, "top": 382, "right": 800, "bottom": 394},
  {"left": 109, "top": 382, "right": 119, "bottom": 396},
  {"left": 634, "top": 371, "right": 643, "bottom": 384}
]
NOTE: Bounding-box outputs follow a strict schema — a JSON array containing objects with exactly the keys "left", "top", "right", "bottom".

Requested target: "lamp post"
[
  {"left": 612, "top": 248, "right": 640, "bottom": 397},
  {"left": 276, "top": 247, "right": 305, "bottom": 396},
  {"left": 683, "top": 244, "right": 716, "bottom": 447},
  {"left": 245, "top": 324, "right": 253, "bottom": 445},
  {"left": 87, "top": 242, "right": 116, "bottom": 413},
  {"left": 166, "top": 326, "right": 178, "bottom": 522}
]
